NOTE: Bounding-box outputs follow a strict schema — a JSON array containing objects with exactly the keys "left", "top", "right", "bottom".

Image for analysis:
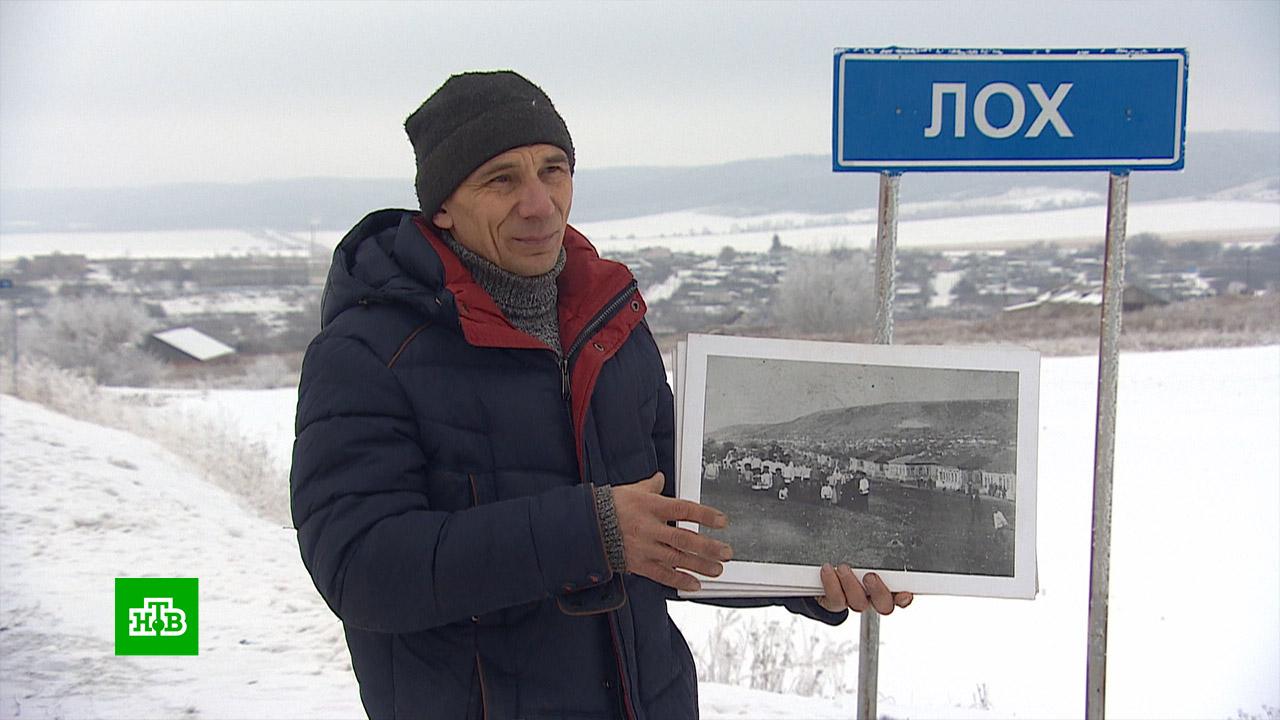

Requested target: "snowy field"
[
  {"left": 2, "top": 345, "right": 1276, "bottom": 719},
  {"left": 576, "top": 199, "right": 1280, "bottom": 255},
  {"left": 2, "top": 197, "right": 1276, "bottom": 262},
  {"left": 158, "top": 290, "right": 306, "bottom": 320},
  {"left": 0, "top": 228, "right": 313, "bottom": 262}
]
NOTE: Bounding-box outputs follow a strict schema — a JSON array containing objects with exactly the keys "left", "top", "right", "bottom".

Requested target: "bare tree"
[{"left": 773, "top": 248, "right": 876, "bottom": 337}]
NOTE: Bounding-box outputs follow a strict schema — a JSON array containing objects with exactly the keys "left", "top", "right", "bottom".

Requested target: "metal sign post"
[
  {"left": 872, "top": 174, "right": 900, "bottom": 347},
  {"left": 1086, "top": 171, "right": 1130, "bottom": 718},
  {"left": 832, "top": 47, "right": 1187, "bottom": 719},
  {"left": 858, "top": 170, "right": 901, "bottom": 720}
]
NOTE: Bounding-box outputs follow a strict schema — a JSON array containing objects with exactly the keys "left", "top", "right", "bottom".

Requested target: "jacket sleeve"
[
  {"left": 652, "top": 373, "right": 848, "bottom": 627},
  {"left": 290, "top": 333, "right": 611, "bottom": 634}
]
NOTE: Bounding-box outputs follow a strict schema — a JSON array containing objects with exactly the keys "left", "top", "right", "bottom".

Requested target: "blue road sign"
[
  {"left": 833, "top": 48, "right": 1188, "bottom": 172},
  {"left": 0, "top": 279, "right": 12, "bottom": 289}
]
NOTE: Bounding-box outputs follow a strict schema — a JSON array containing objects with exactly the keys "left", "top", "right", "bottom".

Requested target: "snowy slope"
[
  {"left": 0, "top": 398, "right": 974, "bottom": 720},
  {"left": 108, "top": 387, "right": 300, "bottom": 477},
  {"left": 0, "top": 397, "right": 363, "bottom": 718},
  {"left": 3, "top": 346, "right": 1278, "bottom": 718}
]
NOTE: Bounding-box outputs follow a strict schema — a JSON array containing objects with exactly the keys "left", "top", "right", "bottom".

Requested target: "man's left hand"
[{"left": 816, "top": 563, "right": 913, "bottom": 615}]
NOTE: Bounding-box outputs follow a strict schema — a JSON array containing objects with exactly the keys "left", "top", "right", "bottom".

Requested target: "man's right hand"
[{"left": 611, "top": 472, "right": 732, "bottom": 592}]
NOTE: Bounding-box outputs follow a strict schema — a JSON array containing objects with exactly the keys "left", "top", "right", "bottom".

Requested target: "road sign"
[
  {"left": 0, "top": 279, "right": 12, "bottom": 289},
  {"left": 833, "top": 48, "right": 1188, "bottom": 172}
]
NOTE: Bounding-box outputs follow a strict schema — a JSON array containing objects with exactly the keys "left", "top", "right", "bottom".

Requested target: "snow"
[
  {"left": 158, "top": 290, "right": 304, "bottom": 319},
  {"left": 901, "top": 186, "right": 1104, "bottom": 215},
  {"left": 106, "top": 387, "right": 299, "bottom": 476},
  {"left": 696, "top": 681, "right": 995, "bottom": 719},
  {"left": 928, "top": 270, "right": 965, "bottom": 308},
  {"left": 577, "top": 200, "right": 1280, "bottom": 256},
  {"left": 643, "top": 269, "right": 690, "bottom": 304},
  {"left": 0, "top": 228, "right": 315, "bottom": 262},
  {"left": 1210, "top": 177, "right": 1280, "bottom": 203},
  {"left": 0, "top": 397, "right": 362, "bottom": 718},
  {"left": 2, "top": 345, "right": 1277, "bottom": 718},
  {"left": 2, "top": 198, "right": 1274, "bottom": 263}
]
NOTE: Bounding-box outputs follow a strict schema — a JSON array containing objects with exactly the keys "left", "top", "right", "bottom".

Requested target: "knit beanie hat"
[{"left": 405, "top": 70, "right": 575, "bottom": 216}]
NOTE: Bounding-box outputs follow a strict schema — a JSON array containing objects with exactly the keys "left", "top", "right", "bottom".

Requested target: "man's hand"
[
  {"left": 816, "top": 563, "right": 914, "bottom": 615},
  {"left": 612, "top": 472, "right": 733, "bottom": 592}
]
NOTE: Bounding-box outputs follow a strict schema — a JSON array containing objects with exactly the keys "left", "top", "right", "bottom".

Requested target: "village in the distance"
[{"left": 0, "top": 230, "right": 1275, "bottom": 380}]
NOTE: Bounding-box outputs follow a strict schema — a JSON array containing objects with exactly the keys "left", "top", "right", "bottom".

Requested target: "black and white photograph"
[{"left": 677, "top": 334, "right": 1040, "bottom": 598}]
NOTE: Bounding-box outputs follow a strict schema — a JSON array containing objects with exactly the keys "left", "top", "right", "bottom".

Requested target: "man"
[
  {"left": 821, "top": 480, "right": 837, "bottom": 505},
  {"left": 848, "top": 470, "right": 871, "bottom": 512},
  {"left": 703, "top": 458, "right": 720, "bottom": 483},
  {"left": 290, "top": 70, "right": 910, "bottom": 720}
]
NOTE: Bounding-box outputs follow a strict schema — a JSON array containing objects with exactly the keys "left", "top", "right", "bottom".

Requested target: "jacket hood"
[{"left": 320, "top": 209, "right": 452, "bottom": 328}]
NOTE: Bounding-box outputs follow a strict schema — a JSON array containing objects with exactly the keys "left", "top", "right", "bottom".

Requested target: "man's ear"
[{"left": 432, "top": 207, "right": 453, "bottom": 229}]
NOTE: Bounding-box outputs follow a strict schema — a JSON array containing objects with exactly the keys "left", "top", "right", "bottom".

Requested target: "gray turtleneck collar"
[{"left": 440, "top": 231, "right": 566, "bottom": 356}]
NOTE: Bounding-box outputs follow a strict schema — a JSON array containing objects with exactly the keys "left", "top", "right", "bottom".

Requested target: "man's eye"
[{"left": 488, "top": 175, "right": 511, "bottom": 185}]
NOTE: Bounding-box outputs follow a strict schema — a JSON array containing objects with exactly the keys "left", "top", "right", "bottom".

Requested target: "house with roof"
[
  {"left": 147, "top": 326, "right": 235, "bottom": 364},
  {"left": 1003, "top": 281, "right": 1169, "bottom": 314}
]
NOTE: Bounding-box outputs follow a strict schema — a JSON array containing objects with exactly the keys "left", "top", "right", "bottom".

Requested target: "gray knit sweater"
[{"left": 440, "top": 232, "right": 565, "bottom": 355}]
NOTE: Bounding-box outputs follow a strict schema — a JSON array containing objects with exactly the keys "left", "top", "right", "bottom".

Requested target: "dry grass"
[
  {"left": 894, "top": 294, "right": 1279, "bottom": 356},
  {"left": 656, "top": 295, "right": 1279, "bottom": 358},
  {"left": 155, "top": 351, "right": 305, "bottom": 389},
  {"left": 0, "top": 358, "right": 289, "bottom": 524}
]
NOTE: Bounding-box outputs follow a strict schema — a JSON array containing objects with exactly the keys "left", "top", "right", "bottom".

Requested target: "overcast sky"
[{"left": 2, "top": 0, "right": 1277, "bottom": 190}]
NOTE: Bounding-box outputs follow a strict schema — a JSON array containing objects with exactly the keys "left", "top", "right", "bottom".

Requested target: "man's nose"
[{"left": 515, "top": 176, "right": 556, "bottom": 219}]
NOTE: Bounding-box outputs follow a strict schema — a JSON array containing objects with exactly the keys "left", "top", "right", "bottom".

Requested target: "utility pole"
[{"left": 0, "top": 278, "right": 18, "bottom": 390}]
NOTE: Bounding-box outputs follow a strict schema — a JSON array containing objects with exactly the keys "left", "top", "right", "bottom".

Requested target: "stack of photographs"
[{"left": 673, "top": 334, "right": 1040, "bottom": 600}]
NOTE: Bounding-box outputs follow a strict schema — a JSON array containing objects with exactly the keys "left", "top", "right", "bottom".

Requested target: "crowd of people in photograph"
[
  {"left": 702, "top": 453, "right": 874, "bottom": 511},
  {"left": 701, "top": 443, "right": 1019, "bottom": 558},
  {"left": 701, "top": 444, "right": 1016, "bottom": 511}
]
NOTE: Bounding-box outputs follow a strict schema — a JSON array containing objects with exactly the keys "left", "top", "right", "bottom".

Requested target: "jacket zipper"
[
  {"left": 560, "top": 280, "right": 638, "bottom": 402},
  {"left": 557, "top": 279, "right": 640, "bottom": 720}
]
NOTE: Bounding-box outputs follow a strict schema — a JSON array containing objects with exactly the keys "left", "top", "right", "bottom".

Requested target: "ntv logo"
[
  {"left": 128, "top": 597, "right": 188, "bottom": 637},
  {"left": 115, "top": 578, "right": 198, "bottom": 655}
]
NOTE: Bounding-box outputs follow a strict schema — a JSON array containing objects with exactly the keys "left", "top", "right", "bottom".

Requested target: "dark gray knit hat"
[{"left": 405, "top": 70, "right": 575, "bottom": 216}]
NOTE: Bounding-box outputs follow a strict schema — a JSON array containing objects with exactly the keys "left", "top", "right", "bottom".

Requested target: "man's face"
[{"left": 432, "top": 143, "right": 572, "bottom": 277}]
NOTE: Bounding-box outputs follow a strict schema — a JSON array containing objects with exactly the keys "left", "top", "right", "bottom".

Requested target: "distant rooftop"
[{"left": 151, "top": 327, "right": 235, "bottom": 362}]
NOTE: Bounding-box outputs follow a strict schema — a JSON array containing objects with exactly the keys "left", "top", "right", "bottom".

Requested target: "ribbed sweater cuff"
[{"left": 593, "top": 485, "right": 627, "bottom": 574}]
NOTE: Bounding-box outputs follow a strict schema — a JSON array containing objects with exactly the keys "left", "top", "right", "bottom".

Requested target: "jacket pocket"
[
  {"left": 423, "top": 469, "right": 495, "bottom": 511},
  {"left": 468, "top": 472, "right": 498, "bottom": 505},
  {"left": 468, "top": 653, "right": 488, "bottom": 720}
]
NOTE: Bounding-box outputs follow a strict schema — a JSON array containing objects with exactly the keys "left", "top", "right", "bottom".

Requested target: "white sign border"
[{"left": 833, "top": 49, "right": 1187, "bottom": 170}]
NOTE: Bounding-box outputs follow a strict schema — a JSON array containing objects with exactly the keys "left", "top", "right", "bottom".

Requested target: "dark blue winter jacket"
[{"left": 290, "top": 209, "right": 846, "bottom": 719}]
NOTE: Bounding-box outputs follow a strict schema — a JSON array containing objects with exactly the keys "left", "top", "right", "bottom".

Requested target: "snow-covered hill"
[
  {"left": 574, "top": 199, "right": 1279, "bottom": 255},
  {"left": 2, "top": 197, "right": 1276, "bottom": 261},
  {"left": 0, "top": 396, "right": 362, "bottom": 717},
  {"left": 3, "top": 345, "right": 1278, "bottom": 718}
]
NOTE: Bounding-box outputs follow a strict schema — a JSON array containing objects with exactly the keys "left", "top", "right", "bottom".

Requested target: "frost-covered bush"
[
  {"left": 1, "top": 357, "right": 287, "bottom": 524},
  {"left": 21, "top": 295, "right": 165, "bottom": 386},
  {"left": 773, "top": 249, "right": 876, "bottom": 338},
  {"left": 691, "top": 609, "right": 856, "bottom": 698},
  {"left": 225, "top": 354, "right": 297, "bottom": 390},
  {"left": 1233, "top": 705, "right": 1280, "bottom": 720},
  {"left": 0, "top": 357, "right": 116, "bottom": 424},
  {"left": 158, "top": 406, "right": 288, "bottom": 523}
]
